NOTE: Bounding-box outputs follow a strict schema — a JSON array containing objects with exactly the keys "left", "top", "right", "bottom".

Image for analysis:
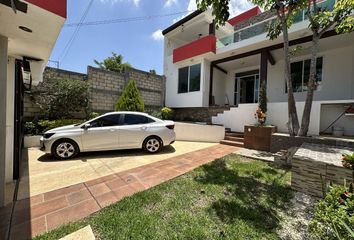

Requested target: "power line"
[
  {"left": 59, "top": 0, "right": 94, "bottom": 62},
  {"left": 63, "top": 10, "right": 193, "bottom": 27}
]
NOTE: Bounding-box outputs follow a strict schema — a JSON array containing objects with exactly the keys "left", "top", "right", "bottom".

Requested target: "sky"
[{"left": 49, "top": 0, "right": 253, "bottom": 75}]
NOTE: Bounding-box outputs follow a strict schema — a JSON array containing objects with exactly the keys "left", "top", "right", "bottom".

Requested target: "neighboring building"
[
  {"left": 0, "top": 0, "right": 66, "bottom": 207},
  {"left": 163, "top": 0, "right": 354, "bottom": 136}
]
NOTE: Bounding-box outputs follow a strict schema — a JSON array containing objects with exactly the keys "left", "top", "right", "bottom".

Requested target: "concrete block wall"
[{"left": 24, "top": 66, "right": 165, "bottom": 119}]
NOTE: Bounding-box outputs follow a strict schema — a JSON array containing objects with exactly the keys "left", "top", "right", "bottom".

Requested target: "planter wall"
[
  {"left": 24, "top": 135, "right": 41, "bottom": 148},
  {"left": 244, "top": 125, "right": 277, "bottom": 152}
]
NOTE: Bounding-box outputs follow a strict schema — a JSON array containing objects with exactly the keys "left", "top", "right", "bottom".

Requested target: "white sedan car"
[{"left": 40, "top": 112, "right": 176, "bottom": 159}]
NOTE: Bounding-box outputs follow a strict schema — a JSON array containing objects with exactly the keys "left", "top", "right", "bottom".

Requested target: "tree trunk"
[
  {"left": 299, "top": 35, "right": 319, "bottom": 136},
  {"left": 282, "top": 19, "right": 300, "bottom": 136}
]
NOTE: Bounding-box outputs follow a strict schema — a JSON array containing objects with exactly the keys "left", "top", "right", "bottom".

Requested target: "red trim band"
[{"left": 26, "top": 0, "right": 67, "bottom": 18}]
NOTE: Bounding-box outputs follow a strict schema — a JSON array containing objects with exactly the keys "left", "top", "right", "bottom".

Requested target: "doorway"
[{"left": 234, "top": 70, "right": 259, "bottom": 105}]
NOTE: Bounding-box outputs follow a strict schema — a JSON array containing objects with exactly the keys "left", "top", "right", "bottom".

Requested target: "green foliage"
[
  {"left": 88, "top": 112, "right": 100, "bottom": 120},
  {"left": 94, "top": 52, "right": 132, "bottom": 73},
  {"left": 24, "top": 122, "right": 38, "bottom": 135},
  {"left": 258, "top": 81, "right": 267, "bottom": 113},
  {"left": 33, "top": 79, "right": 89, "bottom": 120},
  {"left": 310, "top": 184, "right": 354, "bottom": 240},
  {"left": 149, "top": 69, "right": 157, "bottom": 75},
  {"left": 150, "top": 111, "right": 162, "bottom": 119},
  {"left": 342, "top": 153, "right": 354, "bottom": 169},
  {"left": 161, "top": 107, "right": 174, "bottom": 120},
  {"left": 197, "top": 0, "right": 231, "bottom": 27},
  {"left": 38, "top": 119, "right": 84, "bottom": 132},
  {"left": 115, "top": 79, "right": 144, "bottom": 112}
]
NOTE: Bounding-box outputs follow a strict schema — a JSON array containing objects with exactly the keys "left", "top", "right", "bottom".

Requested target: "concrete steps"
[{"left": 220, "top": 130, "right": 244, "bottom": 147}]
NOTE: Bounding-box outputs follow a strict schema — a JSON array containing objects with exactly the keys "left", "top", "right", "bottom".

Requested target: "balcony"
[
  {"left": 173, "top": 35, "right": 216, "bottom": 63},
  {"left": 217, "top": 0, "right": 335, "bottom": 48}
]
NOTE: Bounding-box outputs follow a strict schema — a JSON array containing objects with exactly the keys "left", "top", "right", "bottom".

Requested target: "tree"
[
  {"left": 197, "top": 0, "right": 354, "bottom": 136},
  {"left": 115, "top": 79, "right": 144, "bottom": 112},
  {"left": 33, "top": 78, "right": 89, "bottom": 119},
  {"left": 149, "top": 69, "right": 157, "bottom": 74},
  {"left": 298, "top": 0, "right": 354, "bottom": 136},
  {"left": 94, "top": 52, "right": 132, "bottom": 73},
  {"left": 259, "top": 81, "right": 267, "bottom": 114}
]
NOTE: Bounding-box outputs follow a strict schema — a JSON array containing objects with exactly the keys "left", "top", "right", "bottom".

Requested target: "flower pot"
[{"left": 244, "top": 125, "right": 277, "bottom": 152}]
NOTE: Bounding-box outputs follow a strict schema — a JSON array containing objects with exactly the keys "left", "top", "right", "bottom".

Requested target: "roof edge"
[{"left": 162, "top": 10, "right": 204, "bottom": 36}]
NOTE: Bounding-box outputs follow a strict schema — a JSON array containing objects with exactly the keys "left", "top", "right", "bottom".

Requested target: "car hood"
[{"left": 46, "top": 124, "right": 82, "bottom": 133}]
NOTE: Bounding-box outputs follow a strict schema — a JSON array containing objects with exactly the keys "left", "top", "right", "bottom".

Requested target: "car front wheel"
[
  {"left": 52, "top": 139, "right": 79, "bottom": 159},
  {"left": 143, "top": 137, "right": 162, "bottom": 153}
]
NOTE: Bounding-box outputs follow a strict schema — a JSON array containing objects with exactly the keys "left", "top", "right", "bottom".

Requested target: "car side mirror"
[{"left": 83, "top": 123, "right": 91, "bottom": 130}]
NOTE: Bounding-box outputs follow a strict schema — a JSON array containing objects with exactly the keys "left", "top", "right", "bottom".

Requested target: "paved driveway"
[{"left": 17, "top": 141, "right": 217, "bottom": 200}]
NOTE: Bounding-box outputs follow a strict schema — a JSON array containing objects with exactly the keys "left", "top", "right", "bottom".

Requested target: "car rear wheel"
[
  {"left": 143, "top": 137, "right": 162, "bottom": 153},
  {"left": 52, "top": 139, "right": 79, "bottom": 159}
]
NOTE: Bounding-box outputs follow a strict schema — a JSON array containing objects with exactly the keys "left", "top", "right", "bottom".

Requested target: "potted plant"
[{"left": 244, "top": 82, "right": 277, "bottom": 152}]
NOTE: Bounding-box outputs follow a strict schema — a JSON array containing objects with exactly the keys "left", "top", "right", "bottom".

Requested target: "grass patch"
[{"left": 35, "top": 154, "right": 292, "bottom": 240}]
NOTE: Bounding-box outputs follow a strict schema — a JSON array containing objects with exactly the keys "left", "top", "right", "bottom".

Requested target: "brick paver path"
[{"left": 1, "top": 144, "right": 238, "bottom": 239}]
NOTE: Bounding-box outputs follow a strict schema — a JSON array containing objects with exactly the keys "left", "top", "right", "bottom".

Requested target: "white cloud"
[
  {"left": 164, "top": 0, "right": 178, "bottom": 8},
  {"left": 99, "top": 0, "right": 140, "bottom": 7},
  {"left": 152, "top": 29, "right": 164, "bottom": 41}
]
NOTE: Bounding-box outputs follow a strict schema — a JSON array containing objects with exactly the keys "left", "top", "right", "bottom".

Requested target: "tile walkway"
[{"left": 1, "top": 144, "right": 238, "bottom": 240}]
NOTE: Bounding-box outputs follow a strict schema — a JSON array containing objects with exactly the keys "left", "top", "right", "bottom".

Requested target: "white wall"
[
  {"left": 175, "top": 122, "right": 225, "bottom": 142},
  {"left": 212, "top": 101, "right": 322, "bottom": 135},
  {"left": 320, "top": 104, "right": 354, "bottom": 136},
  {"left": 5, "top": 57, "right": 14, "bottom": 182},
  {"left": 268, "top": 46, "right": 354, "bottom": 103}
]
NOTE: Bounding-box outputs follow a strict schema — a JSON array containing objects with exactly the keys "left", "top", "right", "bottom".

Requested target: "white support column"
[{"left": 0, "top": 35, "right": 8, "bottom": 207}]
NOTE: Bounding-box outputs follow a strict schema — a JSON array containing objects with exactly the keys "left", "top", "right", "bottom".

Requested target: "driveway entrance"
[{"left": 17, "top": 141, "right": 217, "bottom": 200}]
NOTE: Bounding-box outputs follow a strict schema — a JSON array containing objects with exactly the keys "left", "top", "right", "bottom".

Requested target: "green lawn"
[{"left": 35, "top": 154, "right": 293, "bottom": 240}]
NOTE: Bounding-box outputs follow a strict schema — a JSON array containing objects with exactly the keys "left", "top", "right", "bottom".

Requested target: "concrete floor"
[{"left": 17, "top": 141, "right": 217, "bottom": 200}]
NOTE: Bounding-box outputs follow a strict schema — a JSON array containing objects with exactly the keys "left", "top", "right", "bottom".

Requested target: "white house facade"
[
  {"left": 163, "top": 0, "right": 354, "bottom": 137},
  {"left": 0, "top": 0, "right": 66, "bottom": 207}
]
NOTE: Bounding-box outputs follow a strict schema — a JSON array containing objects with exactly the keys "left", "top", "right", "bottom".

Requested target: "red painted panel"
[
  {"left": 228, "top": 6, "right": 261, "bottom": 26},
  {"left": 26, "top": 0, "right": 67, "bottom": 18},
  {"left": 173, "top": 35, "right": 216, "bottom": 63}
]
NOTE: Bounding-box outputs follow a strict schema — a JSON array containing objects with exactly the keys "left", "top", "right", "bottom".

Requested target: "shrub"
[
  {"left": 115, "top": 79, "right": 144, "bottom": 112},
  {"left": 161, "top": 107, "right": 174, "bottom": 120},
  {"left": 24, "top": 122, "right": 38, "bottom": 135},
  {"left": 150, "top": 111, "right": 162, "bottom": 119},
  {"left": 310, "top": 184, "right": 354, "bottom": 240},
  {"left": 88, "top": 112, "right": 100, "bottom": 120},
  {"left": 38, "top": 119, "right": 84, "bottom": 132},
  {"left": 259, "top": 81, "right": 267, "bottom": 113},
  {"left": 33, "top": 78, "right": 89, "bottom": 119}
]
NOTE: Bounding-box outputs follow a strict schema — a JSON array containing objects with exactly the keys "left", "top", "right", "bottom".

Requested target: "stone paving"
[{"left": 0, "top": 144, "right": 238, "bottom": 239}]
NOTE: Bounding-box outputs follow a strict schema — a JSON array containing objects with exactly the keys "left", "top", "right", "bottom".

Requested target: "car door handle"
[
  {"left": 141, "top": 126, "right": 147, "bottom": 130},
  {"left": 110, "top": 129, "right": 116, "bottom": 132}
]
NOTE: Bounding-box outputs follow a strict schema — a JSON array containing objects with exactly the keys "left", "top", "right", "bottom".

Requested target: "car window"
[
  {"left": 123, "top": 114, "right": 155, "bottom": 125},
  {"left": 89, "top": 114, "right": 121, "bottom": 128}
]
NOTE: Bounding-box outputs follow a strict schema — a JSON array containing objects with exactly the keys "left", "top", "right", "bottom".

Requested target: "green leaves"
[
  {"left": 197, "top": 0, "right": 230, "bottom": 27},
  {"left": 94, "top": 52, "right": 132, "bottom": 73},
  {"left": 33, "top": 78, "right": 89, "bottom": 120},
  {"left": 115, "top": 79, "right": 145, "bottom": 112}
]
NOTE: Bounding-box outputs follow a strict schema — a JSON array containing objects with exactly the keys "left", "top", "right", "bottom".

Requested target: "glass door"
[{"left": 235, "top": 73, "right": 260, "bottom": 105}]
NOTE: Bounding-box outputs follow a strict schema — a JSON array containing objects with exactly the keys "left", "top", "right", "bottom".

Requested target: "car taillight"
[{"left": 166, "top": 124, "right": 175, "bottom": 130}]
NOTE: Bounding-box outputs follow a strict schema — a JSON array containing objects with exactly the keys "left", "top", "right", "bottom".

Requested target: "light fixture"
[{"left": 19, "top": 26, "right": 32, "bottom": 33}]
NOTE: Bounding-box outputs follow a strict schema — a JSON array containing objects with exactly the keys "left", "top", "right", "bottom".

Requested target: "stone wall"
[
  {"left": 291, "top": 143, "right": 354, "bottom": 197},
  {"left": 88, "top": 66, "right": 165, "bottom": 114},
  {"left": 24, "top": 66, "right": 165, "bottom": 119},
  {"left": 270, "top": 133, "right": 354, "bottom": 153},
  {"left": 173, "top": 106, "right": 230, "bottom": 123}
]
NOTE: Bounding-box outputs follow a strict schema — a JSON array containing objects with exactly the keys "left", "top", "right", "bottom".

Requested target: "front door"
[
  {"left": 81, "top": 114, "right": 121, "bottom": 151},
  {"left": 234, "top": 71, "right": 260, "bottom": 105}
]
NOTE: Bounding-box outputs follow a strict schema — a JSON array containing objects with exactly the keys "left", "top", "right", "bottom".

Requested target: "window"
[
  {"left": 287, "top": 57, "right": 323, "bottom": 93},
  {"left": 178, "top": 64, "right": 201, "bottom": 93},
  {"left": 123, "top": 114, "right": 155, "bottom": 125},
  {"left": 89, "top": 114, "right": 121, "bottom": 128}
]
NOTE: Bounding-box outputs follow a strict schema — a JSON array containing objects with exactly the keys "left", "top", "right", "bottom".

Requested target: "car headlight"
[{"left": 43, "top": 133, "right": 55, "bottom": 139}]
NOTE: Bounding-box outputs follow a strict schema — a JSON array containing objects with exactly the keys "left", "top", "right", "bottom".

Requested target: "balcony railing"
[{"left": 217, "top": 0, "right": 335, "bottom": 48}]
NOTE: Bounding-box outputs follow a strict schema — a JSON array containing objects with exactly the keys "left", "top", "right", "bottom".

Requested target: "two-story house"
[{"left": 162, "top": 0, "right": 354, "bottom": 137}]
